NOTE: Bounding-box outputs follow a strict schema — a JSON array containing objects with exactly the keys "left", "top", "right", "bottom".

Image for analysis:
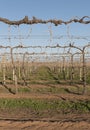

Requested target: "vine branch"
[{"left": 0, "top": 16, "right": 90, "bottom": 26}]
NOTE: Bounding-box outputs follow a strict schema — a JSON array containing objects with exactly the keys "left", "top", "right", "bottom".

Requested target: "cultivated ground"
[{"left": 0, "top": 84, "right": 90, "bottom": 130}]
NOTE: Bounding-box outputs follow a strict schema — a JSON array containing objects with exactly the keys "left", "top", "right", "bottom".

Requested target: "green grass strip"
[{"left": 0, "top": 98, "right": 90, "bottom": 113}]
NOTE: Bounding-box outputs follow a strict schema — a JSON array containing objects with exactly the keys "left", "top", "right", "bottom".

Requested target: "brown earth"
[
  {"left": 0, "top": 84, "right": 90, "bottom": 130},
  {"left": 0, "top": 114, "right": 90, "bottom": 130},
  {"left": 0, "top": 119, "right": 90, "bottom": 130}
]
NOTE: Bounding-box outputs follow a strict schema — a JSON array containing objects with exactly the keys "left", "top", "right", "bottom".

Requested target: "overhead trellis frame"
[
  {"left": 0, "top": 16, "right": 90, "bottom": 95},
  {"left": 0, "top": 16, "right": 90, "bottom": 26}
]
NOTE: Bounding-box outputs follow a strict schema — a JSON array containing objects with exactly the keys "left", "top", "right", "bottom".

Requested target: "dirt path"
[
  {"left": 0, "top": 119, "right": 90, "bottom": 130},
  {"left": 0, "top": 84, "right": 90, "bottom": 101},
  {"left": 0, "top": 93, "right": 90, "bottom": 101},
  {"left": 0, "top": 113, "right": 90, "bottom": 130}
]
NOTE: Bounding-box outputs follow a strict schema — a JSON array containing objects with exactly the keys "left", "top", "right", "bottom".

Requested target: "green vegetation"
[
  {"left": 0, "top": 65, "right": 90, "bottom": 95},
  {"left": 15, "top": 85, "right": 90, "bottom": 95},
  {"left": 0, "top": 65, "right": 90, "bottom": 85},
  {"left": 26, "top": 66, "right": 90, "bottom": 84},
  {"left": 18, "top": 87, "right": 31, "bottom": 93},
  {"left": 35, "top": 87, "right": 67, "bottom": 94},
  {"left": 0, "top": 98, "right": 90, "bottom": 113}
]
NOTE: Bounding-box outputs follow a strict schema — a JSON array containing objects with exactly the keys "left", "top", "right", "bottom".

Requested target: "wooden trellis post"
[
  {"left": 2, "top": 54, "right": 6, "bottom": 85},
  {"left": 62, "top": 56, "right": 66, "bottom": 80},
  {"left": 10, "top": 47, "right": 18, "bottom": 94},
  {"left": 82, "top": 49, "right": 86, "bottom": 94}
]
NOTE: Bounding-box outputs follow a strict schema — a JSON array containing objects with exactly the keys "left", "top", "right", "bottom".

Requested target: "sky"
[
  {"left": 0, "top": 0, "right": 90, "bottom": 48},
  {"left": 0, "top": 0, "right": 90, "bottom": 19}
]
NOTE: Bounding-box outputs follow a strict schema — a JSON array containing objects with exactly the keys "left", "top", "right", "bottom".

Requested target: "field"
[
  {"left": 0, "top": 15, "right": 90, "bottom": 130},
  {"left": 0, "top": 64, "right": 90, "bottom": 130}
]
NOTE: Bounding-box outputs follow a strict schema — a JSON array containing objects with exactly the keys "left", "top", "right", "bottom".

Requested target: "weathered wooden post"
[
  {"left": 2, "top": 54, "right": 6, "bottom": 85},
  {"left": 10, "top": 47, "right": 18, "bottom": 94}
]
